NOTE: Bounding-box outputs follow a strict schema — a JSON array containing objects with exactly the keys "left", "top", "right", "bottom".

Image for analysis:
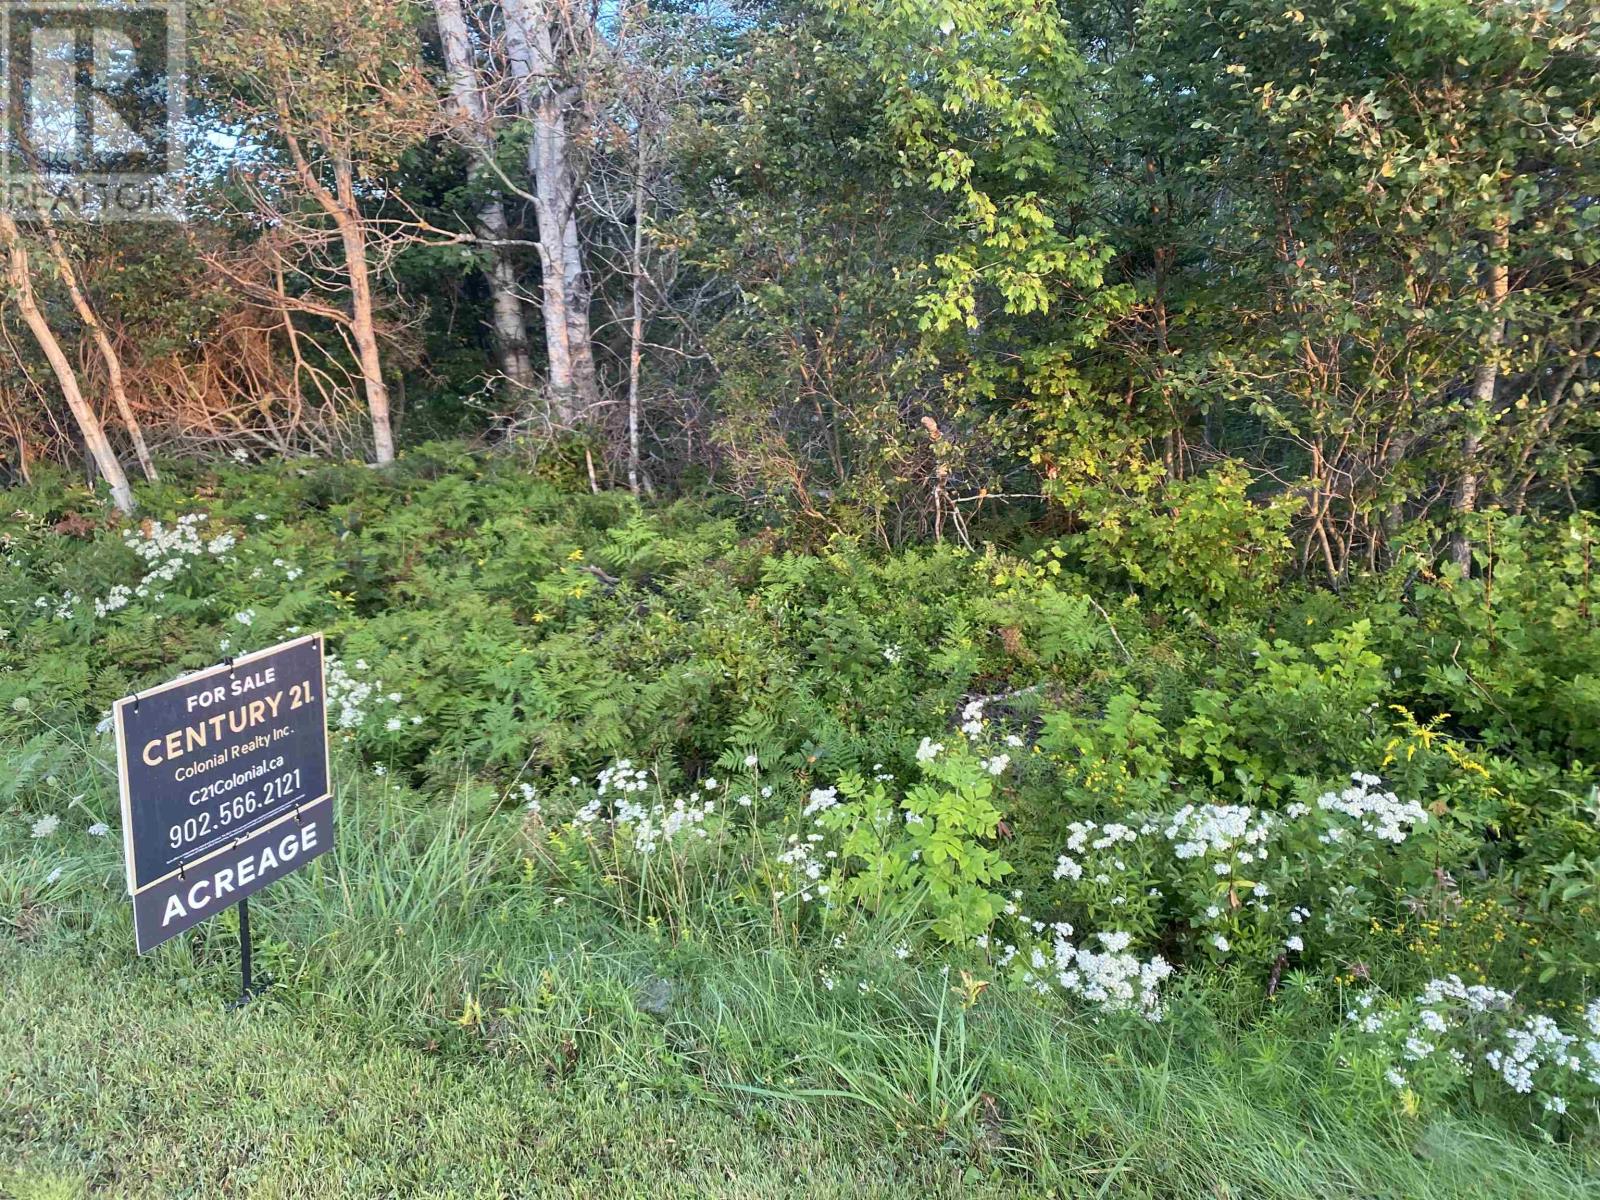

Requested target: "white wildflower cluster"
[
  {"left": 1348, "top": 975, "right": 1600, "bottom": 1115},
  {"left": 960, "top": 699, "right": 986, "bottom": 737},
  {"left": 1034, "top": 772, "right": 1429, "bottom": 990},
  {"left": 915, "top": 736, "right": 943, "bottom": 762},
  {"left": 1315, "top": 774, "right": 1428, "bottom": 844},
  {"left": 980, "top": 753, "right": 1010, "bottom": 776},
  {"left": 564, "top": 762, "right": 742, "bottom": 857},
  {"left": 615, "top": 792, "right": 717, "bottom": 855},
  {"left": 109, "top": 514, "right": 232, "bottom": 614},
  {"left": 35, "top": 590, "right": 79, "bottom": 620},
  {"left": 881, "top": 643, "right": 903, "bottom": 665},
  {"left": 1053, "top": 819, "right": 1143, "bottom": 885},
  {"left": 1165, "top": 802, "right": 1276, "bottom": 865},
  {"left": 324, "top": 654, "right": 405, "bottom": 731},
  {"left": 597, "top": 759, "right": 651, "bottom": 796},
  {"left": 94, "top": 584, "right": 133, "bottom": 619},
  {"left": 1018, "top": 926, "right": 1173, "bottom": 1019},
  {"left": 34, "top": 512, "right": 311, "bottom": 626},
  {"left": 519, "top": 782, "right": 541, "bottom": 815},
  {"left": 803, "top": 786, "right": 839, "bottom": 817},
  {"left": 776, "top": 833, "right": 830, "bottom": 902}
]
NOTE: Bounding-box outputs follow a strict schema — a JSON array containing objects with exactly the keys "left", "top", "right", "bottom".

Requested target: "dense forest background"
[{"left": 4, "top": 0, "right": 1596, "bottom": 586}]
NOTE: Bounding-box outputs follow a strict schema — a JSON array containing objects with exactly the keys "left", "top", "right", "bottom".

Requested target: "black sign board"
[{"left": 114, "top": 634, "right": 333, "bottom": 953}]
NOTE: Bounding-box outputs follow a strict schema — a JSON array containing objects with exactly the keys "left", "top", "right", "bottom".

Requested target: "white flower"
[
  {"left": 31, "top": 814, "right": 60, "bottom": 838},
  {"left": 88, "top": 822, "right": 109, "bottom": 837},
  {"left": 1053, "top": 855, "right": 1082, "bottom": 881},
  {"left": 1285, "top": 935, "right": 1304, "bottom": 953},
  {"left": 231, "top": 448, "right": 250, "bottom": 462},
  {"left": 373, "top": 765, "right": 387, "bottom": 777},
  {"left": 233, "top": 610, "right": 254, "bottom": 627},
  {"left": 385, "top": 718, "right": 403, "bottom": 732},
  {"left": 744, "top": 754, "right": 759, "bottom": 768},
  {"left": 46, "top": 866, "right": 63, "bottom": 884},
  {"left": 960, "top": 699, "right": 985, "bottom": 736},
  {"left": 803, "top": 787, "right": 839, "bottom": 818},
  {"left": 915, "top": 737, "right": 943, "bottom": 762},
  {"left": 1316, "top": 775, "right": 1427, "bottom": 844},
  {"left": 1211, "top": 934, "right": 1230, "bottom": 952}
]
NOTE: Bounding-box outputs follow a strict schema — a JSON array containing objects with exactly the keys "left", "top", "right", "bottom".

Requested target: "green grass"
[
  {"left": 5, "top": 766, "right": 1599, "bottom": 1198},
  {"left": 0, "top": 947, "right": 1012, "bottom": 1199}
]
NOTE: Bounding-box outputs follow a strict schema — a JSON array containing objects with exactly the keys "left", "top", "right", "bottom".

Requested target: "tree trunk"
[
  {"left": 503, "top": 0, "right": 600, "bottom": 429},
  {"left": 39, "top": 220, "right": 159, "bottom": 482},
  {"left": 432, "top": 0, "right": 535, "bottom": 395},
  {"left": 1450, "top": 215, "right": 1510, "bottom": 572},
  {"left": 332, "top": 152, "right": 396, "bottom": 465},
  {"left": 0, "top": 213, "right": 135, "bottom": 512},
  {"left": 627, "top": 139, "right": 646, "bottom": 496},
  {"left": 481, "top": 199, "right": 537, "bottom": 393}
]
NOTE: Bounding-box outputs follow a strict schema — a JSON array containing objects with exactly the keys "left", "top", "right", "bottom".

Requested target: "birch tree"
[
  {"left": 39, "top": 219, "right": 159, "bottom": 482},
  {"left": 433, "top": 0, "right": 536, "bottom": 396},
  {"left": 501, "top": 0, "right": 602, "bottom": 429},
  {"left": 202, "top": 0, "right": 439, "bottom": 466},
  {"left": 0, "top": 213, "right": 136, "bottom": 513}
]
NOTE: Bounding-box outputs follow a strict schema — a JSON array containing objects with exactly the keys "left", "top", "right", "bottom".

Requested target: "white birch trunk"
[
  {"left": 503, "top": 0, "right": 600, "bottom": 428},
  {"left": 0, "top": 213, "right": 136, "bottom": 513},
  {"left": 40, "top": 220, "right": 158, "bottom": 482},
  {"left": 433, "top": 0, "right": 536, "bottom": 394}
]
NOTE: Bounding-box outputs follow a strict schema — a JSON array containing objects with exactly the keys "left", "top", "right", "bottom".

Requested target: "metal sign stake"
[{"left": 228, "top": 895, "right": 271, "bottom": 1009}]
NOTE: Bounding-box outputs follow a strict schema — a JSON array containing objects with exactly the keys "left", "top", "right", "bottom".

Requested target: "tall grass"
[{"left": 5, "top": 748, "right": 1599, "bottom": 1197}]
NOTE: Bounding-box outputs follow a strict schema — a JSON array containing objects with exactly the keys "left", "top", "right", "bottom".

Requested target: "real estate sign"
[{"left": 113, "top": 634, "right": 333, "bottom": 953}]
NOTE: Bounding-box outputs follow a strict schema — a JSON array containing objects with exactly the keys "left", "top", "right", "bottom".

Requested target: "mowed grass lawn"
[{"left": 0, "top": 941, "right": 1015, "bottom": 1200}]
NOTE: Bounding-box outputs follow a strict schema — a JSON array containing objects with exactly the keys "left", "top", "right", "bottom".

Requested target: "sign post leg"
[
  {"left": 229, "top": 896, "right": 270, "bottom": 1008},
  {"left": 239, "top": 895, "right": 253, "bottom": 1000}
]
